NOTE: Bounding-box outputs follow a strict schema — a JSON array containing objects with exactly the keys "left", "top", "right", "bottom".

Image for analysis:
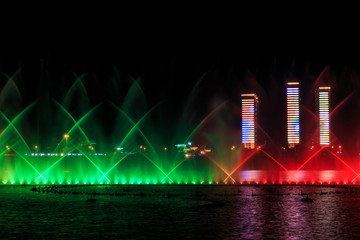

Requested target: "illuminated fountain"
[{"left": 0, "top": 64, "right": 359, "bottom": 185}]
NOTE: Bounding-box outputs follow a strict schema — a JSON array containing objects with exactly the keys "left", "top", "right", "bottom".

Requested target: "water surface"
[{"left": 1, "top": 185, "right": 360, "bottom": 239}]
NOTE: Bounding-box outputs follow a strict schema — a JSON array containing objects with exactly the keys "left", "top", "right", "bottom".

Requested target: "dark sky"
[
  {"left": 0, "top": 8, "right": 359, "bottom": 110},
  {"left": 1, "top": 10, "right": 360, "bottom": 110},
  {"left": 0, "top": 7, "right": 359, "bottom": 153}
]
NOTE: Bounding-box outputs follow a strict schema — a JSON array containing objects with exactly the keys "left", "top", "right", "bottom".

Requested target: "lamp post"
[{"left": 64, "top": 134, "right": 69, "bottom": 145}]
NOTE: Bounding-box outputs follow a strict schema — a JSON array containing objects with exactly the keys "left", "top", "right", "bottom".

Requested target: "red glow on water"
[
  {"left": 224, "top": 147, "right": 260, "bottom": 182},
  {"left": 260, "top": 149, "right": 288, "bottom": 171},
  {"left": 321, "top": 149, "right": 360, "bottom": 182},
  {"left": 297, "top": 147, "right": 325, "bottom": 170},
  {"left": 205, "top": 155, "right": 235, "bottom": 182}
]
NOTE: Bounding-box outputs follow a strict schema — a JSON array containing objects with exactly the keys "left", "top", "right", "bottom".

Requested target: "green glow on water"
[
  {"left": 76, "top": 147, "right": 110, "bottom": 182},
  {"left": 12, "top": 149, "right": 47, "bottom": 182},
  {"left": 0, "top": 93, "right": 239, "bottom": 185},
  {"left": 161, "top": 158, "right": 187, "bottom": 183},
  {"left": 142, "top": 153, "right": 173, "bottom": 183},
  {"left": 35, "top": 154, "right": 68, "bottom": 182},
  {"left": 98, "top": 154, "right": 129, "bottom": 182}
]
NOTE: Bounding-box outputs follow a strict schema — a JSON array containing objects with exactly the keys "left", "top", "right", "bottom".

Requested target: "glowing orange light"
[{"left": 164, "top": 147, "right": 167, "bottom": 151}]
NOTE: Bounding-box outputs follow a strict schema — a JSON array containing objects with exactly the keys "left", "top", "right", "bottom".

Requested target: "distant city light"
[
  {"left": 242, "top": 94, "right": 257, "bottom": 149},
  {"left": 287, "top": 82, "right": 300, "bottom": 147},
  {"left": 319, "top": 87, "right": 330, "bottom": 146}
]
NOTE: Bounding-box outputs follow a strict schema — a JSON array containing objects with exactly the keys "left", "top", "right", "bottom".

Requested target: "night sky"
[{"left": 0, "top": 9, "right": 359, "bottom": 152}]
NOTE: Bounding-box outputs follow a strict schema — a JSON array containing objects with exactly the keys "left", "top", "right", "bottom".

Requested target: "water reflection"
[{"left": 1, "top": 185, "right": 360, "bottom": 239}]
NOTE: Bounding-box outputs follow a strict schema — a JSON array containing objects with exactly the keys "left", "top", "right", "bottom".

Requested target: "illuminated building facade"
[
  {"left": 318, "top": 87, "right": 330, "bottom": 146},
  {"left": 242, "top": 94, "right": 258, "bottom": 149},
  {"left": 287, "top": 82, "right": 300, "bottom": 148}
]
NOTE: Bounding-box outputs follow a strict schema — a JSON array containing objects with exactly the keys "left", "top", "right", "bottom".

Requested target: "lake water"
[{"left": 1, "top": 184, "right": 360, "bottom": 239}]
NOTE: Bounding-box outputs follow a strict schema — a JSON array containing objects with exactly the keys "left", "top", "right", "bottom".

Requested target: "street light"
[{"left": 64, "top": 134, "right": 69, "bottom": 144}]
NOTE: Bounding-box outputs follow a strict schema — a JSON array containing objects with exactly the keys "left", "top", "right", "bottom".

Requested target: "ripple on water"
[{"left": 1, "top": 185, "right": 360, "bottom": 239}]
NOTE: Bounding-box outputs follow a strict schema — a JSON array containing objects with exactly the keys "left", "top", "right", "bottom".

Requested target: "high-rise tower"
[
  {"left": 318, "top": 87, "right": 330, "bottom": 146},
  {"left": 242, "top": 94, "right": 258, "bottom": 149},
  {"left": 287, "top": 82, "right": 300, "bottom": 148}
]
